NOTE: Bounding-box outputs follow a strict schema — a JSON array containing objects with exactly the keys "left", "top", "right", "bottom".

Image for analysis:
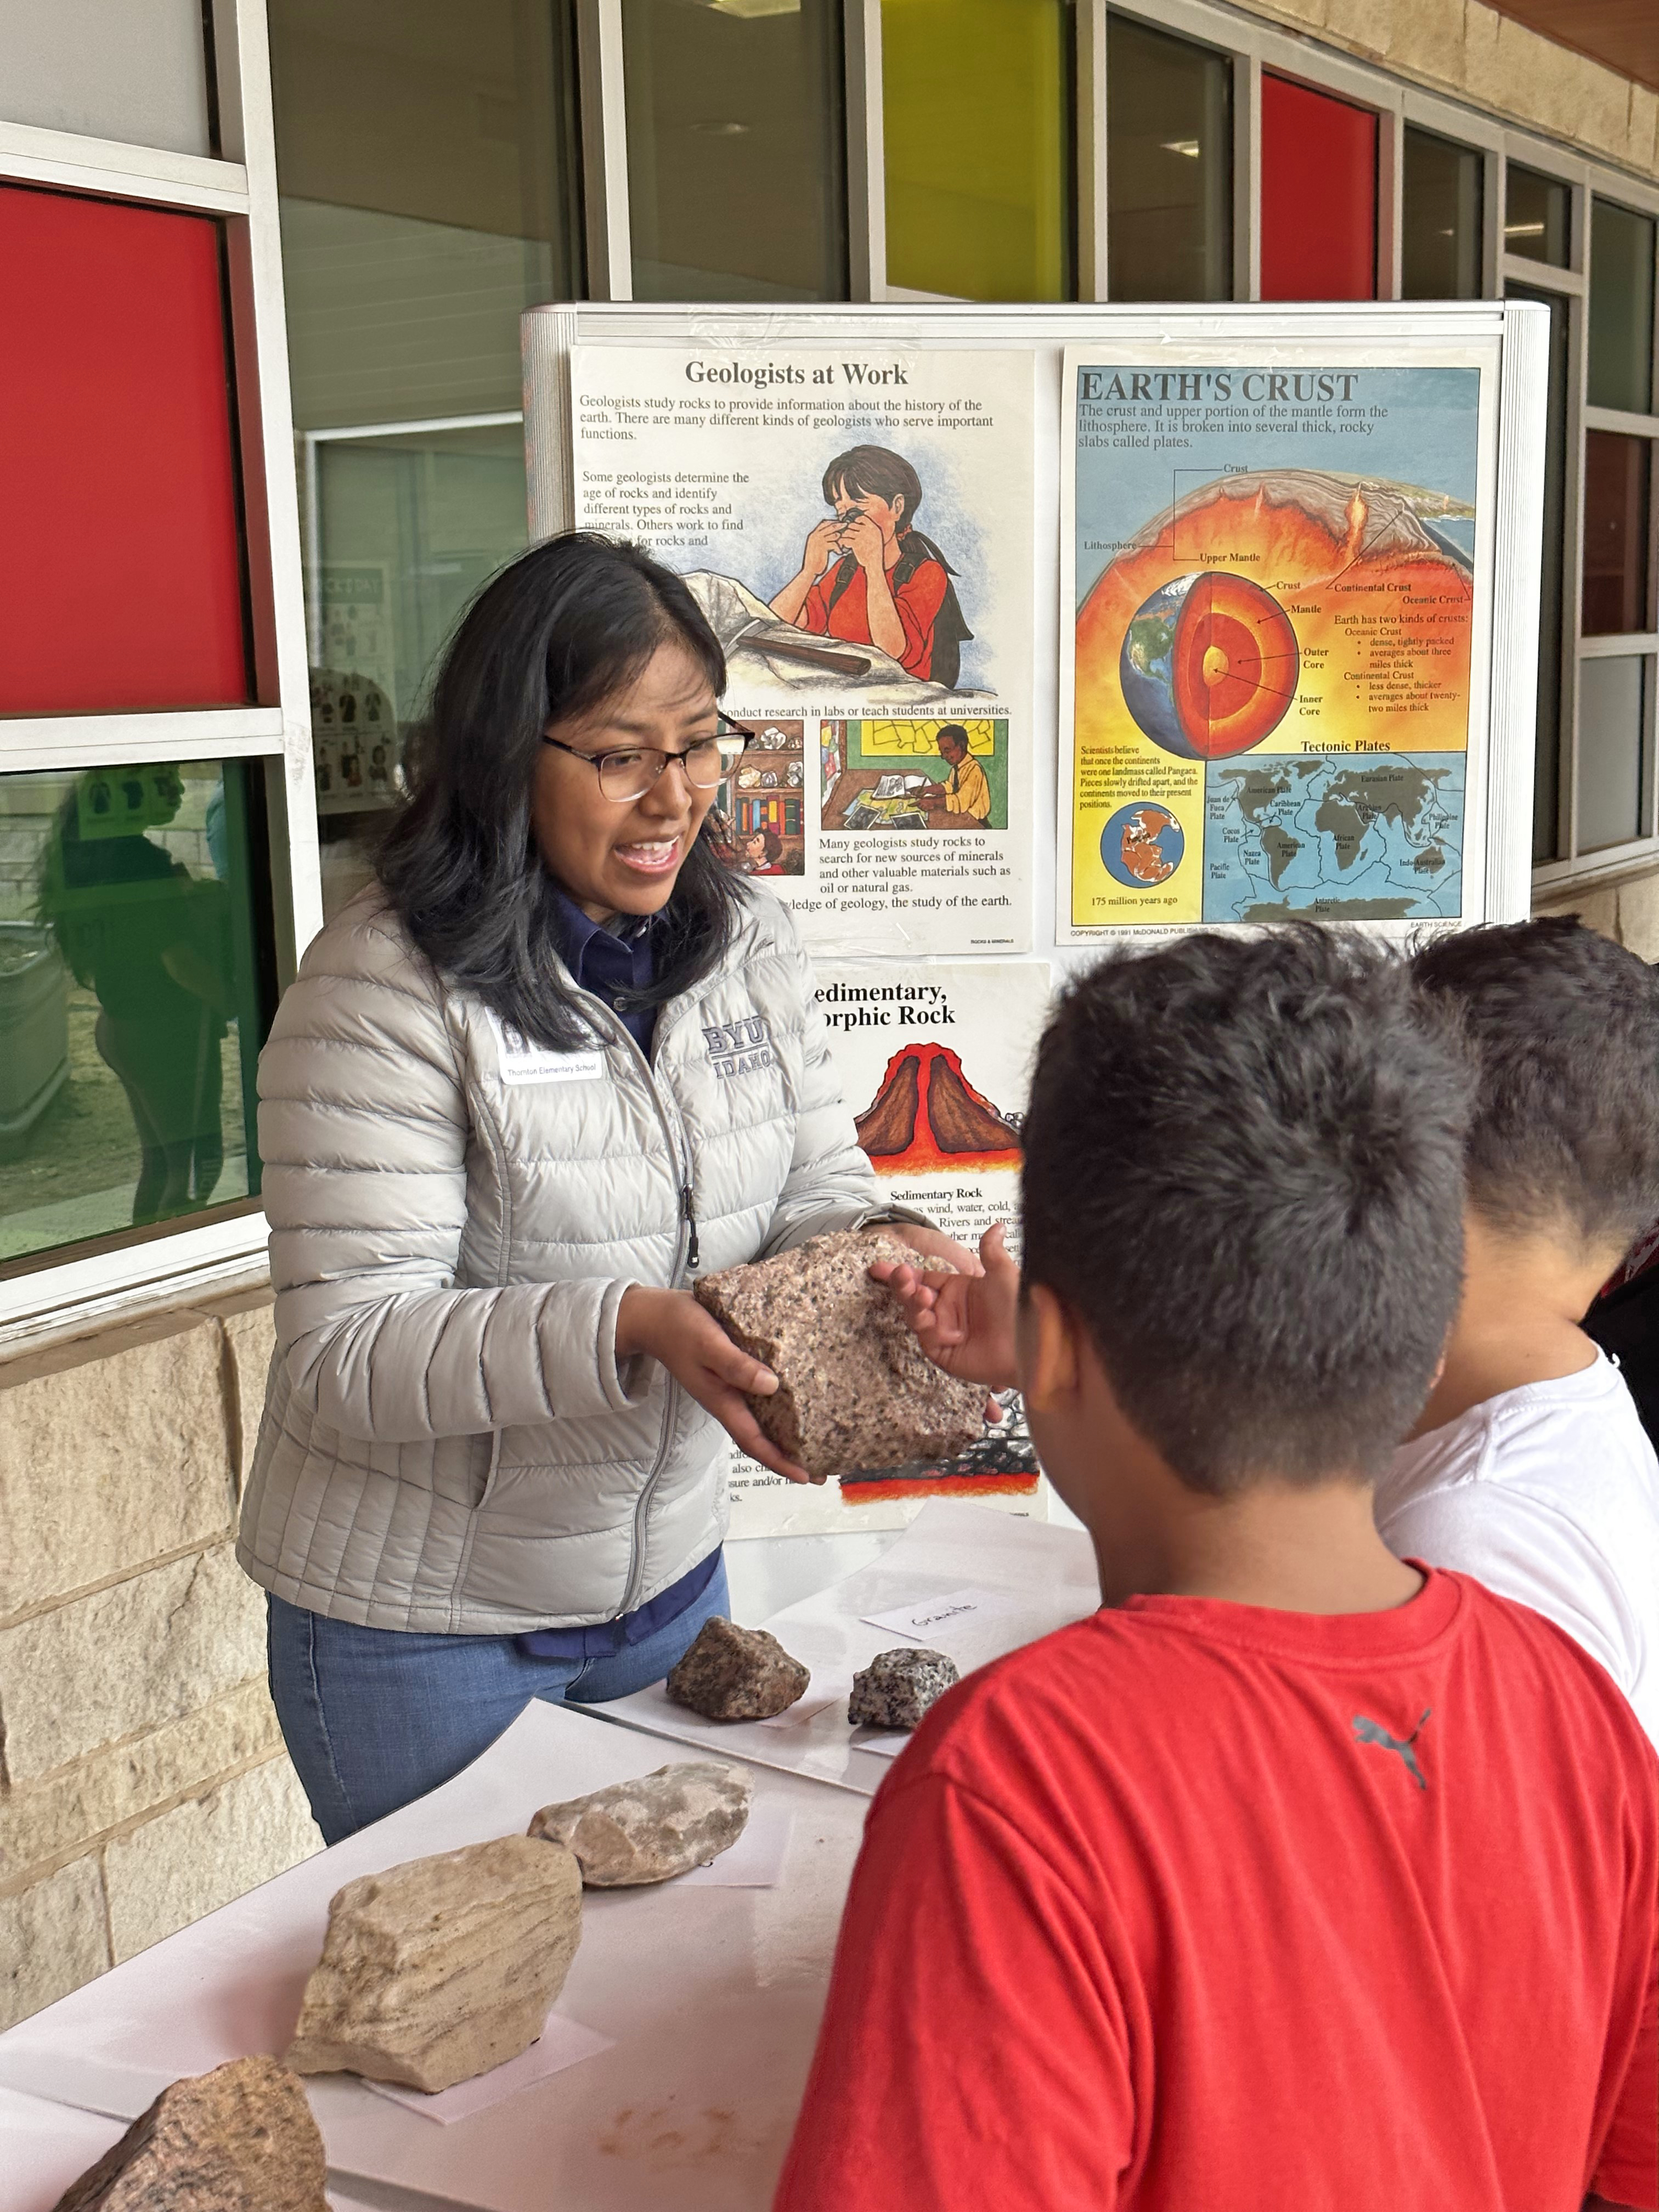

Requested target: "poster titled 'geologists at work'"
[
  {"left": 1060, "top": 354, "right": 1488, "bottom": 939},
  {"left": 570, "top": 345, "right": 1035, "bottom": 958}
]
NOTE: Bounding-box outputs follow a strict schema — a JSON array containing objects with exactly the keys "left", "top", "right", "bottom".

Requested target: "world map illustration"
[{"left": 1203, "top": 754, "right": 1464, "bottom": 923}]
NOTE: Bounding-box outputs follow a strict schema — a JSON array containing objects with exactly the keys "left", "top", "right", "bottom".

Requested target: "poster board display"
[
  {"left": 563, "top": 343, "right": 1036, "bottom": 957},
  {"left": 726, "top": 958, "right": 1052, "bottom": 1539}
]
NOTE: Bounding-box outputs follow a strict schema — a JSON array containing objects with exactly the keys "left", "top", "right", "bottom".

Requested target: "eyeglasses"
[{"left": 541, "top": 713, "right": 754, "bottom": 804}]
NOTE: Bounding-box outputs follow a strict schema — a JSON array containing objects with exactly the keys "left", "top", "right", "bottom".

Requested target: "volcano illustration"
[{"left": 854, "top": 1043, "right": 1023, "bottom": 1173}]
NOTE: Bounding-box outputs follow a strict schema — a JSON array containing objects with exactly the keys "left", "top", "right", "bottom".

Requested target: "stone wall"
[
  {"left": 1233, "top": 0, "right": 1659, "bottom": 183},
  {"left": 0, "top": 1288, "right": 319, "bottom": 2029}
]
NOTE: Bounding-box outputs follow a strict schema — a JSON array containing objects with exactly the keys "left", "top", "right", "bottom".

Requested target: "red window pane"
[
  {"left": 0, "top": 185, "right": 250, "bottom": 715},
  {"left": 1260, "top": 76, "right": 1378, "bottom": 302}
]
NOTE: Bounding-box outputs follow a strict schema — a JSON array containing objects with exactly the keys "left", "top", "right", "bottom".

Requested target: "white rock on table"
[
  {"left": 528, "top": 1760, "right": 754, "bottom": 1886},
  {"left": 285, "top": 1834, "right": 583, "bottom": 2094}
]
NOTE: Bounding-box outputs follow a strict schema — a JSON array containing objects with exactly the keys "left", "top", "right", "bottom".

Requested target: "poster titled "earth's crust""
[{"left": 1061, "top": 358, "right": 1484, "bottom": 936}]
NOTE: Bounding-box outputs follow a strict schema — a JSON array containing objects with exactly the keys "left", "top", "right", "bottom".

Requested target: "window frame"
[{"left": 0, "top": 0, "right": 315, "bottom": 1347}]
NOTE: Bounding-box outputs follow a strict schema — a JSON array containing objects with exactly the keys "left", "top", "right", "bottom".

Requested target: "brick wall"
[{"left": 0, "top": 1288, "right": 320, "bottom": 2029}]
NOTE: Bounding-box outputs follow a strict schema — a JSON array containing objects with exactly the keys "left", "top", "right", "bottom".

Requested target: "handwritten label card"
[{"left": 860, "top": 1587, "right": 1016, "bottom": 1644}]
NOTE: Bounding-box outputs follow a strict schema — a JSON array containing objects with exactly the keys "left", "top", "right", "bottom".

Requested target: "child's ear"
[{"left": 1017, "top": 1282, "right": 1082, "bottom": 1411}]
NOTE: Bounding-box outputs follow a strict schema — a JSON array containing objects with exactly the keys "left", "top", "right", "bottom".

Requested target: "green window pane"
[
  {"left": 0, "top": 762, "right": 269, "bottom": 1265},
  {"left": 1577, "top": 657, "right": 1651, "bottom": 854},
  {"left": 883, "top": 0, "right": 1074, "bottom": 302},
  {"left": 1582, "top": 431, "right": 1652, "bottom": 638},
  {"left": 1589, "top": 199, "right": 1656, "bottom": 416},
  {"left": 1402, "top": 127, "right": 1482, "bottom": 301},
  {"left": 1106, "top": 14, "right": 1231, "bottom": 303},
  {"left": 624, "top": 0, "right": 848, "bottom": 302},
  {"left": 1504, "top": 163, "right": 1570, "bottom": 267},
  {"left": 1510, "top": 285, "right": 1569, "bottom": 861}
]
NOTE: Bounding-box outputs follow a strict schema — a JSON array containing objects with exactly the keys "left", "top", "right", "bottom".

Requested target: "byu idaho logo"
[{"left": 702, "top": 1014, "right": 776, "bottom": 1080}]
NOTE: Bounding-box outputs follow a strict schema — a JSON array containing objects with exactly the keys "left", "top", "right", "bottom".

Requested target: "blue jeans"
[{"left": 267, "top": 1559, "right": 729, "bottom": 1845}]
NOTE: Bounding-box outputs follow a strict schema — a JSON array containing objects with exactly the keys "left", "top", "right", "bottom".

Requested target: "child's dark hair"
[
  {"left": 1411, "top": 917, "right": 1659, "bottom": 1251},
  {"left": 1021, "top": 927, "right": 1472, "bottom": 1494}
]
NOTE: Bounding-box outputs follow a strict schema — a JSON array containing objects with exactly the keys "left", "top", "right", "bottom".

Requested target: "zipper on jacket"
[{"left": 681, "top": 1185, "right": 700, "bottom": 1273}]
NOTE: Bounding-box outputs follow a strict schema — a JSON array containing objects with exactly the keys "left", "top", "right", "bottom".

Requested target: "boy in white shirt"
[{"left": 1374, "top": 918, "right": 1659, "bottom": 1746}]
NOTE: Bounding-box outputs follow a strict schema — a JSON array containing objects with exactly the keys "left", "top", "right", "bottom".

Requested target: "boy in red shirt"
[{"left": 777, "top": 928, "right": 1657, "bottom": 2212}]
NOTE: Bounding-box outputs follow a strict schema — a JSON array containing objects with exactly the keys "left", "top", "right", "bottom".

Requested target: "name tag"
[{"left": 487, "top": 1012, "right": 606, "bottom": 1088}]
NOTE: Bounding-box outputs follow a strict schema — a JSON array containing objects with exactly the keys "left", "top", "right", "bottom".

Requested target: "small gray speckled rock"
[
  {"left": 665, "top": 1615, "right": 810, "bottom": 1721},
  {"left": 528, "top": 1762, "right": 753, "bottom": 1885},
  {"left": 693, "top": 1227, "right": 986, "bottom": 1481},
  {"left": 848, "top": 1647, "right": 960, "bottom": 1730}
]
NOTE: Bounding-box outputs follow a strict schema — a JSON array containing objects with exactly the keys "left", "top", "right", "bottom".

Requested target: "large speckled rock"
[
  {"left": 693, "top": 1227, "right": 985, "bottom": 1479},
  {"left": 52, "top": 2056, "right": 326, "bottom": 2212},
  {"left": 529, "top": 1761, "right": 753, "bottom": 1884},
  {"left": 285, "top": 1835, "right": 582, "bottom": 2093},
  {"left": 665, "top": 1615, "right": 810, "bottom": 1720},
  {"left": 849, "top": 1647, "right": 960, "bottom": 1730}
]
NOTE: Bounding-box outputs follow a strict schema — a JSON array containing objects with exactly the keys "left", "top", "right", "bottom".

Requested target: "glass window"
[
  {"left": 1105, "top": 15, "right": 1231, "bottom": 304},
  {"left": 1401, "top": 128, "right": 1483, "bottom": 301},
  {"left": 269, "top": 0, "right": 585, "bottom": 921},
  {"left": 623, "top": 0, "right": 847, "bottom": 303},
  {"left": 1588, "top": 199, "right": 1656, "bottom": 417},
  {"left": 1504, "top": 164, "right": 1570, "bottom": 267},
  {"left": 1509, "top": 285, "right": 1569, "bottom": 860},
  {"left": 1, "top": 0, "right": 211, "bottom": 157},
  {"left": 0, "top": 762, "right": 268, "bottom": 1268},
  {"left": 1577, "top": 656, "right": 1650, "bottom": 853},
  {"left": 1259, "top": 76, "right": 1376, "bottom": 302},
  {"left": 1582, "top": 432, "right": 1652, "bottom": 639},
  {"left": 883, "top": 0, "right": 1074, "bottom": 302}
]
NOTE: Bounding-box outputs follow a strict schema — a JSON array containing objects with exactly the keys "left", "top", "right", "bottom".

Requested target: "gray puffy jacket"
[{"left": 237, "top": 884, "right": 889, "bottom": 1633}]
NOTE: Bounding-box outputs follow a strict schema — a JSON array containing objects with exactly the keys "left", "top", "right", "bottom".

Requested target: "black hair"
[
  {"left": 1021, "top": 927, "right": 1472, "bottom": 1494},
  {"left": 935, "top": 723, "right": 970, "bottom": 755},
  {"left": 821, "top": 446, "right": 923, "bottom": 530},
  {"left": 377, "top": 532, "right": 745, "bottom": 1051},
  {"left": 1411, "top": 917, "right": 1659, "bottom": 1251}
]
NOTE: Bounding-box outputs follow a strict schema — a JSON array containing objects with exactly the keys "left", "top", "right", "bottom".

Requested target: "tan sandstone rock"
[
  {"left": 285, "top": 1834, "right": 582, "bottom": 2092},
  {"left": 528, "top": 1760, "right": 753, "bottom": 1884},
  {"left": 52, "top": 2055, "right": 326, "bottom": 2212},
  {"left": 693, "top": 1227, "right": 985, "bottom": 1480},
  {"left": 665, "top": 1616, "right": 810, "bottom": 1720}
]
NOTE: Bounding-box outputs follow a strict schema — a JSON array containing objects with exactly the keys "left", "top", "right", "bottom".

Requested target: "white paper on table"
[
  {"left": 359, "top": 2015, "right": 614, "bottom": 2126},
  {"left": 756, "top": 1680, "right": 852, "bottom": 1728},
  {"left": 854, "top": 1733, "right": 911, "bottom": 1760},
  {"left": 672, "top": 1803, "right": 792, "bottom": 1887},
  {"left": 860, "top": 1586, "right": 1019, "bottom": 1643}
]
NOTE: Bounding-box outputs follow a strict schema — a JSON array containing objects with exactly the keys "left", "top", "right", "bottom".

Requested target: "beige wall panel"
[
  {"left": 104, "top": 1756, "right": 319, "bottom": 1963},
  {"left": 0, "top": 1855, "right": 109, "bottom": 2031}
]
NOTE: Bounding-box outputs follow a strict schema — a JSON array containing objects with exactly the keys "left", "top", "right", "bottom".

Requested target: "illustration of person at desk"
[
  {"left": 769, "top": 446, "right": 972, "bottom": 686},
  {"left": 918, "top": 722, "right": 992, "bottom": 826}
]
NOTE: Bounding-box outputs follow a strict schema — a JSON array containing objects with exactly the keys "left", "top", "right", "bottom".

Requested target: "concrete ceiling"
[{"left": 1489, "top": 2, "right": 1659, "bottom": 95}]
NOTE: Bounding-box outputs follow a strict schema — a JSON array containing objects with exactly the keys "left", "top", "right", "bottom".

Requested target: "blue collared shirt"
[{"left": 551, "top": 889, "right": 657, "bottom": 1058}]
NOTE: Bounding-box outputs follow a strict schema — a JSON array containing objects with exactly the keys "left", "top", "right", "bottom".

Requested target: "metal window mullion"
[
  {"left": 1380, "top": 102, "right": 1403, "bottom": 301},
  {"left": 577, "top": 0, "right": 633, "bottom": 301},
  {"left": 845, "top": 0, "right": 884, "bottom": 301},
  {"left": 1562, "top": 268, "right": 1589, "bottom": 863},
  {"left": 1235, "top": 52, "right": 1260, "bottom": 303},
  {"left": 0, "top": 118, "right": 248, "bottom": 207},
  {"left": 1077, "top": 0, "right": 1108, "bottom": 303},
  {"left": 0, "top": 709, "right": 285, "bottom": 774},
  {"left": 1483, "top": 150, "right": 1503, "bottom": 299}
]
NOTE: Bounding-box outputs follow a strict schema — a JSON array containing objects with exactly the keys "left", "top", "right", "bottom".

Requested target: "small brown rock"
[
  {"left": 693, "top": 1227, "right": 986, "bottom": 1480},
  {"left": 52, "top": 2055, "right": 326, "bottom": 2212},
  {"left": 286, "top": 1833, "right": 582, "bottom": 2093},
  {"left": 529, "top": 1760, "right": 753, "bottom": 1884},
  {"left": 665, "top": 1615, "right": 810, "bottom": 1720}
]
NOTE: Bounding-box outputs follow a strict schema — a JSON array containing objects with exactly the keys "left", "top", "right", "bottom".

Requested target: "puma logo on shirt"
[{"left": 1351, "top": 1707, "right": 1432, "bottom": 1791}]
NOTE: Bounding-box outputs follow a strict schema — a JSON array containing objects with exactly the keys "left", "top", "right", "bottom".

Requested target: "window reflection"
[
  {"left": 1504, "top": 165, "right": 1570, "bottom": 267},
  {"left": 1402, "top": 128, "right": 1482, "bottom": 301},
  {"left": 1107, "top": 16, "right": 1231, "bottom": 303},
  {"left": 1589, "top": 199, "right": 1656, "bottom": 417},
  {"left": 1577, "top": 657, "right": 1650, "bottom": 853},
  {"left": 1582, "top": 432, "right": 1652, "bottom": 639},
  {"left": 0, "top": 763, "right": 264, "bottom": 1265}
]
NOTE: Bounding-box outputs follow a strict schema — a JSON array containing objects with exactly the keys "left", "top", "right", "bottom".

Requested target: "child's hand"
[{"left": 870, "top": 1223, "right": 1020, "bottom": 1395}]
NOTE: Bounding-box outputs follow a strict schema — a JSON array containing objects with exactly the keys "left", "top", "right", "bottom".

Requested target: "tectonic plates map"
[{"left": 1063, "top": 358, "right": 1482, "bottom": 933}]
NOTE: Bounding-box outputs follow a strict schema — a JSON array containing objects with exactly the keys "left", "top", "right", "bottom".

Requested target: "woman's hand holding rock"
[{"left": 616, "top": 1286, "right": 817, "bottom": 1485}]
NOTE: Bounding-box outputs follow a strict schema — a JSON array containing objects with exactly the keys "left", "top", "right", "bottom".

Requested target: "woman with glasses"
[{"left": 240, "top": 532, "right": 969, "bottom": 1839}]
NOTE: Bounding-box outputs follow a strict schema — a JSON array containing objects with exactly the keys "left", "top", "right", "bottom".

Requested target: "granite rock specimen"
[
  {"left": 285, "top": 1834, "right": 583, "bottom": 2092},
  {"left": 665, "top": 1615, "right": 810, "bottom": 1720},
  {"left": 693, "top": 1227, "right": 985, "bottom": 1479},
  {"left": 849, "top": 1647, "right": 961, "bottom": 1730},
  {"left": 528, "top": 1760, "right": 753, "bottom": 1884},
  {"left": 52, "top": 2056, "right": 326, "bottom": 2212}
]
